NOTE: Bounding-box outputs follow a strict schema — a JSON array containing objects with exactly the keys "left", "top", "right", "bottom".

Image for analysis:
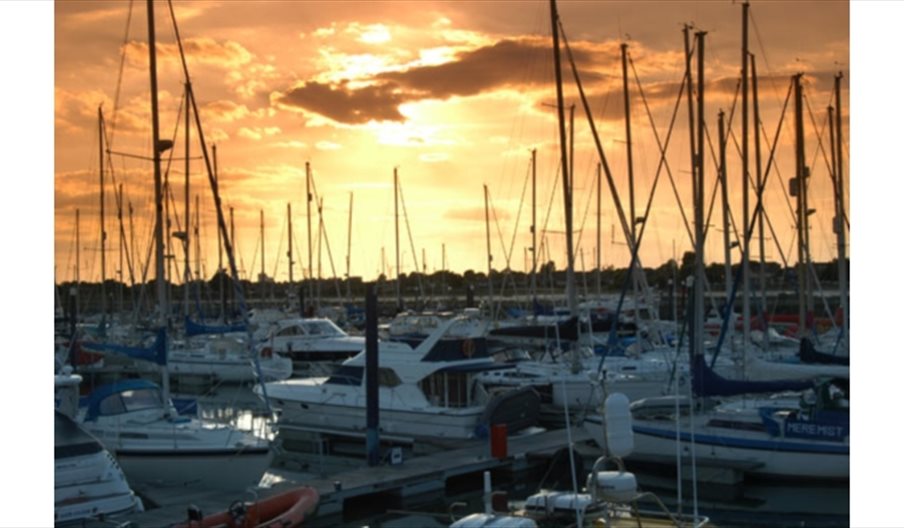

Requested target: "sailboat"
[
  {"left": 626, "top": 28, "right": 848, "bottom": 481},
  {"left": 76, "top": 0, "right": 272, "bottom": 490}
]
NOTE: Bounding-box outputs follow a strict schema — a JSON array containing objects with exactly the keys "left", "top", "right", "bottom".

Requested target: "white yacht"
[
  {"left": 79, "top": 379, "right": 273, "bottom": 490},
  {"left": 259, "top": 317, "right": 540, "bottom": 441},
  {"left": 260, "top": 317, "right": 365, "bottom": 377},
  {"left": 169, "top": 334, "right": 293, "bottom": 382}
]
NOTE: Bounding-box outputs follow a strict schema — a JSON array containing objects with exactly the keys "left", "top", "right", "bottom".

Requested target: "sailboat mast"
[
  {"left": 694, "top": 31, "right": 707, "bottom": 362},
  {"left": 288, "top": 203, "right": 294, "bottom": 284},
  {"left": 98, "top": 106, "right": 107, "bottom": 321},
  {"left": 146, "top": 0, "right": 166, "bottom": 325},
  {"left": 145, "top": 0, "right": 169, "bottom": 404},
  {"left": 718, "top": 110, "right": 733, "bottom": 353},
  {"left": 596, "top": 161, "right": 602, "bottom": 298},
  {"left": 76, "top": 208, "right": 81, "bottom": 317},
  {"left": 230, "top": 205, "right": 237, "bottom": 278},
  {"left": 306, "top": 161, "right": 313, "bottom": 312},
  {"left": 484, "top": 184, "right": 494, "bottom": 319},
  {"left": 194, "top": 194, "right": 200, "bottom": 300},
  {"left": 214, "top": 144, "right": 224, "bottom": 319},
  {"left": 751, "top": 54, "right": 768, "bottom": 351},
  {"left": 834, "top": 73, "right": 848, "bottom": 346},
  {"left": 394, "top": 167, "right": 402, "bottom": 311},
  {"left": 550, "top": 0, "right": 576, "bottom": 315},
  {"left": 531, "top": 148, "right": 538, "bottom": 301},
  {"left": 346, "top": 192, "right": 353, "bottom": 300},
  {"left": 260, "top": 209, "right": 265, "bottom": 282},
  {"left": 793, "top": 73, "right": 806, "bottom": 337},
  {"left": 740, "top": 1, "right": 752, "bottom": 359},
  {"left": 118, "top": 183, "right": 125, "bottom": 315},
  {"left": 184, "top": 82, "right": 191, "bottom": 317},
  {"left": 621, "top": 42, "right": 640, "bottom": 314}
]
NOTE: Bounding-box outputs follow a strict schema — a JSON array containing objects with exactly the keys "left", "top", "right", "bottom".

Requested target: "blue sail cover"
[
  {"left": 81, "top": 328, "right": 167, "bottom": 366},
  {"left": 184, "top": 316, "right": 247, "bottom": 337},
  {"left": 691, "top": 354, "right": 811, "bottom": 397}
]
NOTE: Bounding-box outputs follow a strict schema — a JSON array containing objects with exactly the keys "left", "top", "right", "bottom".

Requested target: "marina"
[{"left": 39, "top": 0, "right": 865, "bottom": 526}]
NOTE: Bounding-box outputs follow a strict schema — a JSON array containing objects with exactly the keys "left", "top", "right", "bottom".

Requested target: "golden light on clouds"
[{"left": 54, "top": 0, "right": 849, "bottom": 285}]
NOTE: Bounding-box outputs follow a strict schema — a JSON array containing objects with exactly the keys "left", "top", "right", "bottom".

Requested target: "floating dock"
[{"left": 84, "top": 426, "right": 592, "bottom": 527}]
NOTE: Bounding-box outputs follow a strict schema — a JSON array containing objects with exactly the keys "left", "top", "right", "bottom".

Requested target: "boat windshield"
[
  {"left": 120, "top": 388, "right": 163, "bottom": 412},
  {"left": 304, "top": 320, "right": 344, "bottom": 337}
]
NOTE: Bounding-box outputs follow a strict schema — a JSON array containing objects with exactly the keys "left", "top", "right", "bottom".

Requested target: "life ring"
[{"left": 461, "top": 339, "right": 475, "bottom": 358}]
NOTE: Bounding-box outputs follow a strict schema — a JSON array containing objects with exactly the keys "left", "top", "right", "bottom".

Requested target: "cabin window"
[
  {"left": 120, "top": 388, "right": 162, "bottom": 412},
  {"left": 99, "top": 395, "right": 126, "bottom": 416},
  {"left": 419, "top": 371, "right": 473, "bottom": 408},
  {"left": 277, "top": 326, "right": 299, "bottom": 337},
  {"left": 378, "top": 368, "right": 402, "bottom": 388}
]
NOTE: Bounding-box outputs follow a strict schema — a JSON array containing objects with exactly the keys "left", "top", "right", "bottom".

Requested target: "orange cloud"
[{"left": 124, "top": 37, "right": 253, "bottom": 70}]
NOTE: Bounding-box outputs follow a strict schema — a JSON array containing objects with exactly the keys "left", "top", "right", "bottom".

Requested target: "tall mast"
[
  {"left": 288, "top": 203, "right": 294, "bottom": 284},
  {"left": 740, "top": 1, "right": 752, "bottom": 359},
  {"left": 183, "top": 82, "right": 191, "bottom": 317},
  {"left": 751, "top": 54, "right": 768, "bottom": 351},
  {"left": 484, "top": 184, "right": 494, "bottom": 319},
  {"left": 317, "top": 197, "right": 323, "bottom": 307},
  {"left": 833, "top": 72, "right": 848, "bottom": 348},
  {"left": 693, "top": 31, "right": 707, "bottom": 364},
  {"left": 76, "top": 208, "right": 81, "bottom": 318},
  {"left": 550, "top": 0, "right": 576, "bottom": 315},
  {"left": 394, "top": 167, "right": 402, "bottom": 311},
  {"left": 229, "top": 206, "right": 235, "bottom": 277},
  {"left": 117, "top": 183, "right": 125, "bottom": 315},
  {"left": 596, "top": 161, "right": 602, "bottom": 298},
  {"left": 98, "top": 106, "right": 107, "bottom": 321},
  {"left": 621, "top": 42, "right": 639, "bottom": 314},
  {"left": 260, "top": 209, "right": 265, "bottom": 282},
  {"left": 214, "top": 144, "right": 224, "bottom": 320},
  {"left": 306, "top": 161, "right": 314, "bottom": 311},
  {"left": 793, "top": 73, "right": 807, "bottom": 337},
  {"left": 128, "top": 202, "right": 135, "bottom": 292},
  {"left": 526, "top": 148, "right": 537, "bottom": 303},
  {"left": 195, "top": 193, "right": 200, "bottom": 310},
  {"left": 718, "top": 110, "right": 733, "bottom": 353},
  {"left": 146, "top": 0, "right": 169, "bottom": 403},
  {"left": 147, "top": 0, "right": 166, "bottom": 324},
  {"left": 346, "top": 192, "right": 353, "bottom": 300}
]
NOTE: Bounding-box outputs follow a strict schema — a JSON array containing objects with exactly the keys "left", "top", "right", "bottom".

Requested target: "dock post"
[{"left": 365, "top": 284, "right": 380, "bottom": 466}]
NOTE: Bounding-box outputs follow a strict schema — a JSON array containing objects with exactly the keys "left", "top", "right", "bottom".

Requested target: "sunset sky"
[
  {"left": 52, "top": 0, "right": 849, "bottom": 286},
  {"left": 10, "top": 4, "right": 904, "bottom": 524}
]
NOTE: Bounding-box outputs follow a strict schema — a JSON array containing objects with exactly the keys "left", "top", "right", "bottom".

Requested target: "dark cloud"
[
  {"left": 276, "top": 37, "right": 615, "bottom": 125},
  {"left": 378, "top": 38, "right": 607, "bottom": 98},
  {"left": 276, "top": 81, "right": 410, "bottom": 124}
]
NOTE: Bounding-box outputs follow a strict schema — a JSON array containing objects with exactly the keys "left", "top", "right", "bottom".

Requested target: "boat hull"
[
  {"left": 113, "top": 447, "right": 273, "bottom": 489},
  {"left": 273, "top": 399, "right": 485, "bottom": 440},
  {"left": 629, "top": 422, "right": 849, "bottom": 480}
]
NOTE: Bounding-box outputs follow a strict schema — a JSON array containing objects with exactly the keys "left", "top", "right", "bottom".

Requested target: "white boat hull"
[
  {"left": 112, "top": 447, "right": 273, "bottom": 489},
  {"left": 629, "top": 422, "right": 848, "bottom": 480},
  {"left": 273, "top": 398, "right": 484, "bottom": 440}
]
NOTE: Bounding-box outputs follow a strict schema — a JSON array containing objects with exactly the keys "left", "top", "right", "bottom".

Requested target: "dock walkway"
[{"left": 88, "top": 427, "right": 591, "bottom": 527}]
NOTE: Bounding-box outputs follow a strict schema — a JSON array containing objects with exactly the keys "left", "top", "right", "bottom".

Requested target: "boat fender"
[{"left": 604, "top": 393, "right": 633, "bottom": 457}]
